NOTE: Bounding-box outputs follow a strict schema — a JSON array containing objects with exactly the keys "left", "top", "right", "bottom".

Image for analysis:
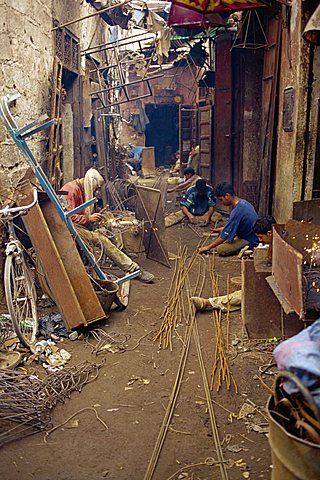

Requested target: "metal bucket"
[
  {"left": 93, "top": 279, "right": 119, "bottom": 314},
  {"left": 267, "top": 372, "right": 320, "bottom": 480}
]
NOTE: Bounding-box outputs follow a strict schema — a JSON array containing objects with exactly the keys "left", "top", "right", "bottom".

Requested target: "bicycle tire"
[{"left": 4, "top": 253, "right": 38, "bottom": 349}]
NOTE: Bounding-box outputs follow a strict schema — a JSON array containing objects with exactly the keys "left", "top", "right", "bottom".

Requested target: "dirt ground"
[{"left": 0, "top": 222, "right": 274, "bottom": 480}]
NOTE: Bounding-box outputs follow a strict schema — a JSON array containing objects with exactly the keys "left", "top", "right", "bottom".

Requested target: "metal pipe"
[
  {"left": 81, "top": 35, "right": 155, "bottom": 56},
  {"left": 81, "top": 31, "right": 154, "bottom": 53},
  {"left": 90, "top": 74, "right": 163, "bottom": 95}
]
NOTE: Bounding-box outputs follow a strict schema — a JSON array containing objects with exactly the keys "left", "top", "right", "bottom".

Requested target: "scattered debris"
[
  {"left": 227, "top": 443, "right": 247, "bottom": 453},
  {"left": 127, "top": 375, "right": 150, "bottom": 386},
  {"left": 86, "top": 329, "right": 128, "bottom": 355},
  {"left": 65, "top": 419, "right": 79, "bottom": 429},
  {"left": 246, "top": 422, "right": 269, "bottom": 434},
  {"left": 238, "top": 402, "right": 255, "bottom": 419},
  {"left": 38, "top": 312, "right": 68, "bottom": 340}
]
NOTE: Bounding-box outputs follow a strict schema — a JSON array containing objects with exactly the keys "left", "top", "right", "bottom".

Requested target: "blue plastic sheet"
[{"left": 273, "top": 319, "right": 320, "bottom": 408}]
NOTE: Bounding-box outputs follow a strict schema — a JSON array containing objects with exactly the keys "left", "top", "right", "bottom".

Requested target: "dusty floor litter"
[{"left": 0, "top": 224, "right": 273, "bottom": 480}]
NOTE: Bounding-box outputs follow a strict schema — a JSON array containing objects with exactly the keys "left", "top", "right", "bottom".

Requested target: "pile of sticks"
[
  {"left": 209, "top": 257, "right": 238, "bottom": 393},
  {"left": 156, "top": 244, "right": 202, "bottom": 350}
]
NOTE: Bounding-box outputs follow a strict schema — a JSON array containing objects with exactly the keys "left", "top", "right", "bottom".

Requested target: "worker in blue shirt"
[
  {"left": 198, "top": 182, "right": 259, "bottom": 256},
  {"left": 180, "top": 179, "right": 216, "bottom": 225}
]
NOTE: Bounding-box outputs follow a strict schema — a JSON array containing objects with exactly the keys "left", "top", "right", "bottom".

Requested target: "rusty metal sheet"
[
  {"left": 293, "top": 199, "right": 320, "bottom": 225},
  {"left": 135, "top": 185, "right": 170, "bottom": 268},
  {"left": 242, "top": 259, "right": 282, "bottom": 338},
  {"left": 272, "top": 225, "right": 305, "bottom": 319},
  {"left": 20, "top": 194, "right": 88, "bottom": 331},
  {"left": 41, "top": 199, "right": 106, "bottom": 326},
  {"left": 283, "top": 219, "right": 320, "bottom": 260}
]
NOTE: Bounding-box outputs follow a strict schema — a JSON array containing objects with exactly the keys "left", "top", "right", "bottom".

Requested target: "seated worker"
[
  {"left": 180, "top": 179, "right": 216, "bottom": 225},
  {"left": 62, "top": 168, "right": 154, "bottom": 283},
  {"left": 167, "top": 167, "right": 200, "bottom": 194},
  {"left": 192, "top": 214, "right": 277, "bottom": 311},
  {"left": 198, "top": 182, "right": 259, "bottom": 256},
  {"left": 170, "top": 151, "right": 181, "bottom": 174},
  {"left": 127, "top": 144, "right": 143, "bottom": 174},
  {"left": 253, "top": 215, "right": 276, "bottom": 264}
]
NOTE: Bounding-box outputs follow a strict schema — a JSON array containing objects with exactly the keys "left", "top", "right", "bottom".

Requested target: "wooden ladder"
[{"left": 48, "top": 56, "right": 63, "bottom": 188}]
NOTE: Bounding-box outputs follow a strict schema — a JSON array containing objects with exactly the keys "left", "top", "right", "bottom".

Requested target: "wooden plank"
[
  {"left": 41, "top": 199, "right": 106, "bottom": 326},
  {"left": 199, "top": 105, "right": 213, "bottom": 183},
  {"left": 48, "top": 56, "right": 63, "bottom": 188},
  {"left": 179, "top": 105, "right": 197, "bottom": 166},
  {"left": 254, "top": 246, "right": 272, "bottom": 273},
  {"left": 258, "top": 13, "right": 282, "bottom": 213}
]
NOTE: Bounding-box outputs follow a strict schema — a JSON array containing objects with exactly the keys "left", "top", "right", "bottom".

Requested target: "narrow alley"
[{"left": 0, "top": 1, "right": 320, "bottom": 479}]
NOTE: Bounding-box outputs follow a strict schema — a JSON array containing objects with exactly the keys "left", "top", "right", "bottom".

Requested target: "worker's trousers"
[
  {"left": 215, "top": 237, "right": 249, "bottom": 257},
  {"left": 165, "top": 210, "right": 222, "bottom": 228},
  {"left": 75, "top": 225, "right": 139, "bottom": 273}
]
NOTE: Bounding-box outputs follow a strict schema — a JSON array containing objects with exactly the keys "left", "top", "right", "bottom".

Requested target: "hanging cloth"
[{"left": 84, "top": 168, "right": 105, "bottom": 215}]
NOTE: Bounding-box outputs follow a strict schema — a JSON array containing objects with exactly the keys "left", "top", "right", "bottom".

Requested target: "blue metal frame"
[{"left": 0, "top": 93, "right": 139, "bottom": 284}]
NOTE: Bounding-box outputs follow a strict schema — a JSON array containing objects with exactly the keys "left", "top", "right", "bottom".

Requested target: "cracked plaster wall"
[
  {"left": 0, "top": 0, "right": 108, "bottom": 193},
  {"left": 273, "top": 0, "right": 312, "bottom": 222}
]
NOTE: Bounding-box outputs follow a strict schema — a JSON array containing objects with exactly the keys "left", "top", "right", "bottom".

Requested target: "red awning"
[
  {"left": 168, "top": 3, "right": 225, "bottom": 28},
  {"left": 170, "top": 0, "right": 266, "bottom": 14}
]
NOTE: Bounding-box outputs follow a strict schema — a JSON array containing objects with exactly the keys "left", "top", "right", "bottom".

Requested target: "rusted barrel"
[{"left": 267, "top": 372, "right": 320, "bottom": 480}]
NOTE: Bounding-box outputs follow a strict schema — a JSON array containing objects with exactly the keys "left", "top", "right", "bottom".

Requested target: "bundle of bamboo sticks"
[
  {"left": 156, "top": 244, "right": 201, "bottom": 350},
  {"left": 209, "top": 256, "right": 238, "bottom": 393}
]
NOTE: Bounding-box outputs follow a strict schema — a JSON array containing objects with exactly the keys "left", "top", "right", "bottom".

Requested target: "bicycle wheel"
[{"left": 4, "top": 252, "right": 38, "bottom": 349}]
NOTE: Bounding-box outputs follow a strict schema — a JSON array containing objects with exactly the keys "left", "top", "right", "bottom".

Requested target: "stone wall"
[
  {"left": 0, "top": 0, "right": 53, "bottom": 192},
  {"left": 273, "top": 0, "right": 310, "bottom": 222},
  {"left": 0, "top": 0, "right": 108, "bottom": 193}
]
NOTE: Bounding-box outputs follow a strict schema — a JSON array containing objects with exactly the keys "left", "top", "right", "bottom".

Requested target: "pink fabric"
[{"left": 62, "top": 179, "right": 90, "bottom": 226}]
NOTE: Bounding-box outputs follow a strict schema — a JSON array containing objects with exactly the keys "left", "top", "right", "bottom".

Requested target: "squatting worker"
[
  {"left": 180, "top": 179, "right": 216, "bottom": 225},
  {"left": 198, "top": 182, "right": 259, "bottom": 256},
  {"left": 167, "top": 167, "right": 200, "bottom": 194},
  {"left": 62, "top": 168, "right": 154, "bottom": 283},
  {"left": 253, "top": 215, "right": 276, "bottom": 265}
]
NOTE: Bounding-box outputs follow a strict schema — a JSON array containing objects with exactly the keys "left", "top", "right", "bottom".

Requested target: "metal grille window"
[{"left": 54, "top": 22, "right": 80, "bottom": 73}]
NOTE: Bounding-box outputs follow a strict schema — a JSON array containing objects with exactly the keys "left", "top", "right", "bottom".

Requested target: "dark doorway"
[{"left": 145, "top": 104, "right": 179, "bottom": 167}]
